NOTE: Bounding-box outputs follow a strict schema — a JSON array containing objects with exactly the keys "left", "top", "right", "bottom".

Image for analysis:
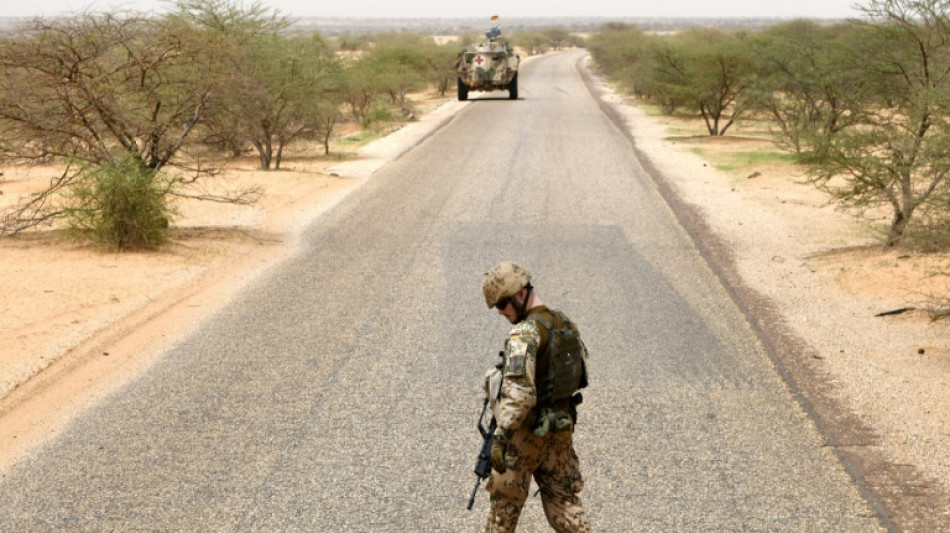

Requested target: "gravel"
[{"left": 584, "top": 60, "right": 950, "bottom": 529}]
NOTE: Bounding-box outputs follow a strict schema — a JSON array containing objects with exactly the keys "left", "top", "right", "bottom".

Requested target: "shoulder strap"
[{"left": 526, "top": 309, "right": 557, "bottom": 399}]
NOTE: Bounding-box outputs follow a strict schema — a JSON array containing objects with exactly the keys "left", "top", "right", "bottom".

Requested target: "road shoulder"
[{"left": 577, "top": 55, "right": 949, "bottom": 530}]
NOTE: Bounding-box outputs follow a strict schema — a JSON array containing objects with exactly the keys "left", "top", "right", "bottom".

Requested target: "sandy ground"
[
  {"left": 1, "top": 62, "right": 948, "bottom": 523},
  {"left": 0, "top": 95, "right": 466, "bottom": 469}
]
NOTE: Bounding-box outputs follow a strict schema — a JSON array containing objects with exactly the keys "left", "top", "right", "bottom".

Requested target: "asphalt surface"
[{"left": 0, "top": 51, "right": 886, "bottom": 531}]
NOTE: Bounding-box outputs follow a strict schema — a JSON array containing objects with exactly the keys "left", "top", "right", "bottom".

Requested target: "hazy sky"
[{"left": 7, "top": 0, "right": 862, "bottom": 20}]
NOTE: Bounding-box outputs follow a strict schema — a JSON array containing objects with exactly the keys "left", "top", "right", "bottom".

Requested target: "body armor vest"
[{"left": 530, "top": 308, "right": 588, "bottom": 406}]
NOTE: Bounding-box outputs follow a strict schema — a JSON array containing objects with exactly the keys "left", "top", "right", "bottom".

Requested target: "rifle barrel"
[{"left": 467, "top": 477, "right": 482, "bottom": 510}]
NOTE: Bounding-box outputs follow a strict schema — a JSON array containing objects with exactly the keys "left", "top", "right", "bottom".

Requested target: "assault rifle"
[{"left": 466, "top": 397, "right": 496, "bottom": 510}]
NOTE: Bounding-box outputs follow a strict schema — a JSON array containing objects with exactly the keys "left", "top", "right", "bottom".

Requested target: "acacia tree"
[
  {"left": 244, "top": 34, "right": 346, "bottom": 167},
  {"left": 340, "top": 35, "right": 431, "bottom": 127},
  {"left": 420, "top": 40, "right": 460, "bottom": 97},
  {"left": 542, "top": 27, "right": 572, "bottom": 50},
  {"left": 341, "top": 57, "right": 378, "bottom": 128},
  {"left": 166, "top": 0, "right": 286, "bottom": 168},
  {"left": 512, "top": 31, "right": 549, "bottom": 56},
  {"left": 163, "top": 0, "right": 289, "bottom": 35},
  {"left": 791, "top": 0, "right": 950, "bottom": 246},
  {"left": 651, "top": 29, "right": 754, "bottom": 135},
  {"left": 0, "top": 12, "right": 251, "bottom": 238},
  {"left": 588, "top": 24, "right": 658, "bottom": 100},
  {"left": 169, "top": 0, "right": 348, "bottom": 168},
  {"left": 361, "top": 36, "right": 430, "bottom": 114},
  {"left": 749, "top": 21, "right": 867, "bottom": 154}
]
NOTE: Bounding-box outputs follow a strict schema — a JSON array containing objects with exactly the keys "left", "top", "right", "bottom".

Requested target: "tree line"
[
  {"left": 0, "top": 2, "right": 580, "bottom": 248},
  {"left": 589, "top": 0, "right": 950, "bottom": 249}
]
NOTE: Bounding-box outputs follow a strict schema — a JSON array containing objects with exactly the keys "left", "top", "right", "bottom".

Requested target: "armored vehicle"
[{"left": 456, "top": 22, "right": 520, "bottom": 101}]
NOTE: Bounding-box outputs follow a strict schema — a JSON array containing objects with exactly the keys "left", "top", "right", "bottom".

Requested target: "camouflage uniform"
[{"left": 484, "top": 306, "right": 591, "bottom": 533}]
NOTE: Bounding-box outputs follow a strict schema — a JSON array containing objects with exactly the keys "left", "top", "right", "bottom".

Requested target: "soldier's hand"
[{"left": 490, "top": 437, "right": 507, "bottom": 473}]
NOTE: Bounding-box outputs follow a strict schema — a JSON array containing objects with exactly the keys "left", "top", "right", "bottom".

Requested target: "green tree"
[
  {"left": 588, "top": 24, "right": 656, "bottom": 99},
  {"left": 168, "top": 0, "right": 344, "bottom": 168},
  {"left": 651, "top": 29, "right": 754, "bottom": 135},
  {"left": 166, "top": 0, "right": 287, "bottom": 167},
  {"left": 419, "top": 40, "right": 460, "bottom": 97},
  {"left": 0, "top": 11, "right": 248, "bottom": 236},
  {"left": 512, "top": 31, "right": 549, "bottom": 56},
  {"left": 351, "top": 39, "right": 429, "bottom": 123},
  {"left": 749, "top": 21, "right": 866, "bottom": 153},
  {"left": 542, "top": 27, "right": 571, "bottom": 50},
  {"left": 242, "top": 34, "right": 346, "bottom": 168},
  {"left": 787, "top": 0, "right": 950, "bottom": 246},
  {"left": 164, "top": 0, "right": 291, "bottom": 37},
  {"left": 341, "top": 57, "right": 378, "bottom": 127}
]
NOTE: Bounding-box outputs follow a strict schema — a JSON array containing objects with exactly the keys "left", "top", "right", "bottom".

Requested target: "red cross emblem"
[{"left": 474, "top": 56, "right": 485, "bottom": 66}]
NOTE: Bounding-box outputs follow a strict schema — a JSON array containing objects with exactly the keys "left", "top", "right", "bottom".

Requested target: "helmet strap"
[{"left": 514, "top": 284, "right": 532, "bottom": 323}]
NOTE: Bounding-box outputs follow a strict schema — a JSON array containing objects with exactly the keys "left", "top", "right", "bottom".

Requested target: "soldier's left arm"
[{"left": 495, "top": 321, "right": 540, "bottom": 437}]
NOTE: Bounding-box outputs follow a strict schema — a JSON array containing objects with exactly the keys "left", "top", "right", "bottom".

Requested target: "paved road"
[{"left": 0, "top": 51, "right": 885, "bottom": 531}]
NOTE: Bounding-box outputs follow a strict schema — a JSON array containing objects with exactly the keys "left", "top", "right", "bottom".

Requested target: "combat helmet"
[{"left": 482, "top": 261, "right": 531, "bottom": 308}]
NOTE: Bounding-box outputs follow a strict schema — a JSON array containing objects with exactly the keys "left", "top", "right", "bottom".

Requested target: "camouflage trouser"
[{"left": 483, "top": 422, "right": 590, "bottom": 533}]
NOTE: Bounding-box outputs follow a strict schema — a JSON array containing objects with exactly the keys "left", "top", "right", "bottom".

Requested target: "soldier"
[{"left": 480, "top": 261, "right": 591, "bottom": 533}]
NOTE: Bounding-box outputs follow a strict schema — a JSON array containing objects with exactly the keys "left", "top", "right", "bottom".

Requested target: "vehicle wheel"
[
  {"left": 458, "top": 78, "right": 468, "bottom": 101},
  {"left": 508, "top": 74, "right": 518, "bottom": 100}
]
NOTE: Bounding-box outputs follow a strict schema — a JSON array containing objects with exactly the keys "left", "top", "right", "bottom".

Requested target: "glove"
[{"left": 490, "top": 436, "right": 507, "bottom": 473}]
